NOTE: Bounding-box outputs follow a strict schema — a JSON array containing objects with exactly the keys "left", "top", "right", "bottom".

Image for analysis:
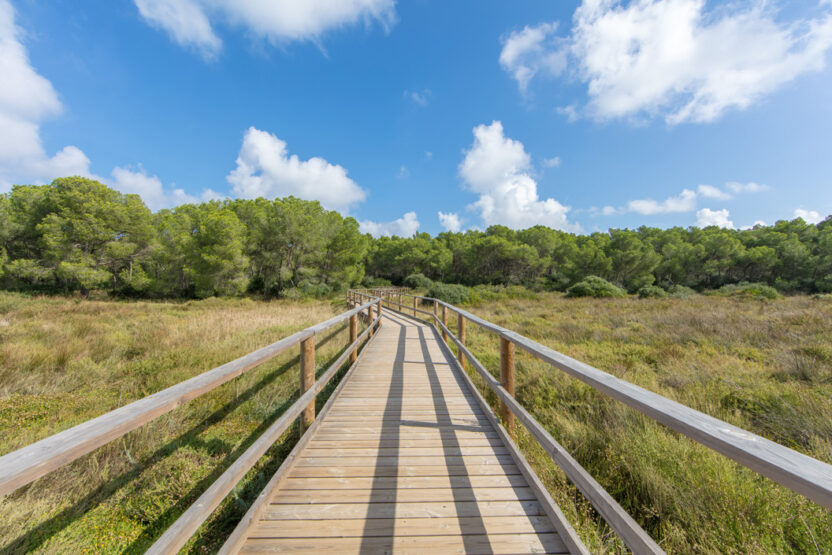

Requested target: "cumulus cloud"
[
  {"left": 506, "top": 1, "right": 832, "bottom": 124},
  {"left": 696, "top": 208, "right": 734, "bottom": 228},
  {"left": 438, "top": 211, "right": 462, "bottom": 232},
  {"left": 359, "top": 211, "right": 419, "bottom": 237},
  {"left": 499, "top": 22, "right": 567, "bottom": 94},
  {"left": 459, "top": 121, "right": 578, "bottom": 231},
  {"left": 0, "top": 0, "right": 93, "bottom": 191},
  {"left": 625, "top": 182, "right": 766, "bottom": 215},
  {"left": 227, "top": 127, "right": 367, "bottom": 213},
  {"left": 794, "top": 208, "right": 823, "bottom": 224},
  {"left": 542, "top": 156, "right": 561, "bottom": 168},
  {"left": 111, "top": 166, "right": 221, "bottom": 210},
  {"left": 134, "top": 0, "right": 397, "bottom": 58}
]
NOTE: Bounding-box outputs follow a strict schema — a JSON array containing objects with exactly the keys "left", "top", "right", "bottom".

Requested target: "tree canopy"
[{"left": 1, "top": 177, "right": 831, "bottom": 297}]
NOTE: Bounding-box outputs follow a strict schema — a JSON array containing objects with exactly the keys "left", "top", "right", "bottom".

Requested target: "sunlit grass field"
[
  {"left": 1, "top": 291, "right": 830, "bottom": 553},
  {"left": 0, "top": 293, "right": 356, "bottom": 554},
  {"left": 439, "top": 292, "right": 832, "bottom": 553}
]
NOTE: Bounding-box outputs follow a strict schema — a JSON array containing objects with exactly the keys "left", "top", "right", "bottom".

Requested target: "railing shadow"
[{"left": 2, "top": 324, "right": 348, "bottom": 554}]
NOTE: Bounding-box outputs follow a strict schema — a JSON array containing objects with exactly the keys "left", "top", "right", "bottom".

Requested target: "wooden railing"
[
  {"left": 352, "top": 288, "right": 832, "bottom": 554},
  {"left": 0, "top": 295, "right": 383, "bottom": 553}
]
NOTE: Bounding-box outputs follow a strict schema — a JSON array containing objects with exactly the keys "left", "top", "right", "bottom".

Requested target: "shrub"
[
  {"left": 638, "top": 285, "right": 668, "bottom": 299},
  {"left": 717, "top": 282, "right": 781, "bottom": 300},
  {"left": 403, "top": 273, "right": 433, "bottom": 290},
  {"left": 362, "top": 276, "right": 391, "bottom": 288},
  {"left": 666, "top": 284, "right": 697, "bottom": 298},
  {"left": 427, "top": 282, "right": 470, "bottom": 305},
  {"left": 565, "top": 276, "right": 626, "bottom": 298}
]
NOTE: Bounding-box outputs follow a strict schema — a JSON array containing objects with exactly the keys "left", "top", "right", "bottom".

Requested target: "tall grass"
[
  {"left": 0, "top": 292, "right": 357, "bottom": 553},
  {"left": 446, "top": 293, "right": 832, "bottom": 553}
]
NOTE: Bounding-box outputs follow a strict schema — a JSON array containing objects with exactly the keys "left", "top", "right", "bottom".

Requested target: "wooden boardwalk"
[{"left": 230, "top": 310, "right": 577, "bottom": 554}]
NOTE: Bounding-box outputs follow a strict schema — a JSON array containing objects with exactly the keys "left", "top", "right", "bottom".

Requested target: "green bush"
[
  {"left": 362, "top": 276, "right": 391, "bottom": 288},
  {"left": 427, "top": 282, "right": 470, "bottom": 305},
  {"left": 716, "top": 282, "right": 781, "bottom": 299},
  {"left": 403, "top": 273, "right": 433, "bottom": 290},
  {"left": 565, "top": 276, "right": 626, "bottom": 298},
  {"left": 666, "top": 284, "right": 697, "bottom": 298},
  {"left": 638, "top": 285, "right": 668, "bottom": 298}
]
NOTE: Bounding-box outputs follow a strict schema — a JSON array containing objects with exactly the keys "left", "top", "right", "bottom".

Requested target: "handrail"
[
  {"left": 361, "top": 289, "right": 832, "bottom": 552},
  {"left": 147, "top": 309, "right": 382, "bottom": 553},
  {"left": 0, "top": 297, "right": 381, "bottom": 498}
]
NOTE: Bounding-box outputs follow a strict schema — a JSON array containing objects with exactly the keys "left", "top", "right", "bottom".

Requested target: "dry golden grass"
[
  {"left": 434, "top": 293, "right": 832, "bottom": 554},
  {"left": 0, "top": 293, "right": 357, "bottom": 553}
]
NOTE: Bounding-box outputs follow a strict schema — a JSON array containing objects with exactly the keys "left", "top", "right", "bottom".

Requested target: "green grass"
[
  {"left": 437, "top": 292, "right": 832, "bottom": 554},
  {"left": 0, "top": 292, "right": 360, "bottom": 554}
]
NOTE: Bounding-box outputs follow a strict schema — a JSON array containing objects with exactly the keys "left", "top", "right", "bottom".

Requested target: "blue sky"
[{"left": 2, "top": 0, "right": 832, "bottom": 235}]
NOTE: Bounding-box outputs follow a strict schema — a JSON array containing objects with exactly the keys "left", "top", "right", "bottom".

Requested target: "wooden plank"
[
  {"left": 280, "top": 475, "right": 530, "bottom": 490},
  {"left": 296, "top": 455, "right": 516, "bottom": 467},
  {"left": 271, "top": 486, "right": 536, "bottom": 504},
  {"left": 301, "top": 447, "right": 510, "bottom": 457},
  {"left": 305, "top": 438, "right": 504, "bottom": 448},
  {"left": 239, "top": 533, "right": 567, "bottom": 554},
  {"left": 289, "top": 464, "right": 521, "bottom": 478},
  {"left": 262, "top": 499, "right": 546, "bottom": 520},
  {"left": 249, "top": 515, "right": 554, "bottom": 537}
]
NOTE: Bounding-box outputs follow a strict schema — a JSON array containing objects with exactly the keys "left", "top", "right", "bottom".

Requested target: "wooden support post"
[
  {"left": 441, "top": 305, "right": 447, "bottom": 341},
  {"left": 349, "top": 314, "right": 357, "bottom": 363},
  {"left": 368, "top": 304, "right": 374, "bottom": 337},
  {"left": 500, "top": 337, "right": 515, "bottom": 435},
  {"left": 458, "top": 314, "right": 466, "bottom": 370},
  {"left": 299, "top": 336, "right": 315, "bottom": 434},
  {"left": 413, "top": 296, "right": 417, "bottom": 317}
]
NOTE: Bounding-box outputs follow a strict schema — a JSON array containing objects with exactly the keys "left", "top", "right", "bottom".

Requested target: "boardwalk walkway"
[{"left": 231, "top": 310, "right": 574, "bottom": 554}]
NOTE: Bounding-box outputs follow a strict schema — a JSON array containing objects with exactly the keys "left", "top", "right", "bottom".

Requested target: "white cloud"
[
  {"left": 111, "top": 166, "right": 221, "bottom": 210},
  {"left": 396, "top": 165, "right": 409, "bottom": 179},
  {"left": 696, "top": 208, "right": 734, "bottom": 228},
  {"left": 459, "top": 121, "right": 578, "bottom": 231},
  {"left": 511, "top": 1, "right": 832, "bottom": 124},
  {"left": 134, "top": 0, "right": 396, "bottom": 58},
  {"left": 405, "top": 89, "right": 430, "bottom": 106},
  {"left": 626, "top": 181, "right": 766, "bottom": 215},
  {"left": 740, "top": 219, "right": 767, "bottom": 230},
  {"left": 438, "top": 211, "right": 462, "bottom": 232},
  {"left": 0, "top": 0, "right": 93, "bottom": 191},
  {"left": 425, "top": 151, "right": 433, "bottom": 160},
  {"left": 227, "top": 126, "right": 367, "bottom": 213},
  {"left": 542, "top": 156, "right": 561, "bottom": 168},
  {"left": 696, "top": 184, "right": 731, "bottom": 200},
  {"left": 135, "top": 0, "right": 221, "bottom": 59},
  {"left": 727, "top": 181, "right": 768, "bottom": 194},
  {"left": 794, "top": 208, "right": 822, "bottom": 224},
  {"left": 499, "top": 22, "right": 567, "bottom": 94},
  {"left": 601, "top": 205, "right": 618, "bottom": 216},
  {"left": 556, "top": 104, "right": 580, "bottom": 122},
  {"left": 360, "top": 211, "right": 419, "bottom": 237},
  {"left": 628, "top": 189, "right": 697, "bottom": 215}
]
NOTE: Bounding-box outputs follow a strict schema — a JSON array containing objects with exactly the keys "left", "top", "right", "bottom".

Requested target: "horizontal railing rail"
[
  {"left": 355, "top": 288, "right": 832, "bottom": 553},
  {"left": 0, "top": 296, "right": 382, "bottom": 498}
]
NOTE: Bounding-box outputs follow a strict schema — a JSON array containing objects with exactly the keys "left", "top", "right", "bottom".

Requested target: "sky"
[{"left": 2, "top": 0, "right": 832, "bottom": 236}]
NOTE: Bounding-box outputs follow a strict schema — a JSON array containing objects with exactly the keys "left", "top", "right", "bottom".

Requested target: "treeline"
[{"left": 1, "top": 177, "right": 830, "bottom": 298}]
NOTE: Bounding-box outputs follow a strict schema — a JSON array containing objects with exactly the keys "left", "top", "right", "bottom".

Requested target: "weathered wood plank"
[{"left": 262, "top": 499, "right": 546, "bottom": 520}]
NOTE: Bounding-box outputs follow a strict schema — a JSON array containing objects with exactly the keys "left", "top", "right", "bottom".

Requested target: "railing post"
[
  {"left": 413, "top": 296, "right": 417, "bottom": 317},
  {"left": 299, "top": 336, "right": 316, "bottom": 434},
  {"left": 500, "top": 337, "right": 515, "bottom": 435},
  {"left": 349, "top": 314, "right": 357, "bottom": 363},
  {"left": 458, "top": 314, "right": 466, "bottom": 370},
  {"left": 368, "top": 304, "right": 374, "bottom": 337},
  {"left": 441, "top": 305, "right": 447, "bottom": 341}
]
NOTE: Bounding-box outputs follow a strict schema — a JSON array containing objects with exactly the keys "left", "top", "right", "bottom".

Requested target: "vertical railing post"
[
  {"left": 458, "top": 314, "right": 466, "bottom": 370},
  {"left": 413, "top": 296, "right": 417, "bottom": 317},
  {"left": 500, "top": 337, "right": 515, "bottom": 435},
  {"left": 441, "top": 305, "right": 447, "bottom": 341},
  {"left": 349, "top": 313, "right": 357, "bottom": 363},
  {"left": 368, "top": 303, "right": 374, "bottom": 337},
  {"left": 299, "top": 335, "right": 316, "bottom": 434}
]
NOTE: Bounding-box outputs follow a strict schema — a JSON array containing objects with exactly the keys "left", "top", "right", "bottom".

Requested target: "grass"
[
  {"left": 0, "top": 292, "right": 361, "bottom": 554},
  {"left": 435, "top": 292, "right": 832, "bottom": 554},
  {"left": 2, "top": 290, "right": 830, "bottom": 553}
]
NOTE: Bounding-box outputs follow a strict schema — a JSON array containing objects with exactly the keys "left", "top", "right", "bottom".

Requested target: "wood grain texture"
[{"left": 230, "top": 309, "right": 578, "bottom": 554}]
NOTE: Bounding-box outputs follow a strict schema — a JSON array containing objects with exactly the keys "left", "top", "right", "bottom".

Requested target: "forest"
[{"left": 1, "top": 176, "right": 831, "bottom": 298}]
